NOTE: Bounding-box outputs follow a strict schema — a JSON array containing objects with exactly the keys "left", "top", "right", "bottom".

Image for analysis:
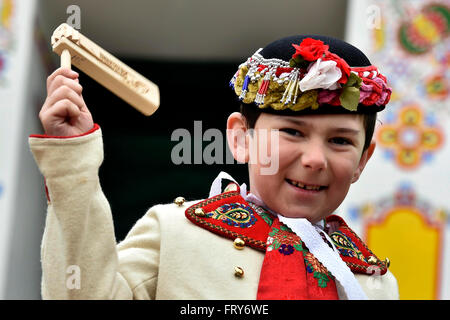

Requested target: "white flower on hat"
[{"left": 299, "top": 59, "right": 342, "bottom": 92}]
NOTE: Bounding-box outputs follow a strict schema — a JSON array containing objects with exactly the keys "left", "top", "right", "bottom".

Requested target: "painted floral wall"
[{"left": 343, "top": 0, "right": 450, "bottom": 299}]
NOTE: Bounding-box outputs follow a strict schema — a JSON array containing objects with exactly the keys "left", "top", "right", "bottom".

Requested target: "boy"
[{"left": 29, "top": 35, "right": 398, "bottom": 299}]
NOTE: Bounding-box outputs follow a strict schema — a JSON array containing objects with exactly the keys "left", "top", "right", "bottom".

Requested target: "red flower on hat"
[
  {"left": 292, "top": 38, "right": 329, "bottom": 62},
  {"left": 292, "top": 38, "right": 350, "bottom": 84}
]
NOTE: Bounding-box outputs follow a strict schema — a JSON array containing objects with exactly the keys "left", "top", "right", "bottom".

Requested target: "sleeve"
[{"left": 29, "top": 126, "right": 160, "bottom": 299}]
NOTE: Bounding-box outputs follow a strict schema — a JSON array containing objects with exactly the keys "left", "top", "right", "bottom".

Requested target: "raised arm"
[{"left": 30, "top": 68, "right": 158, "bottom": 299}]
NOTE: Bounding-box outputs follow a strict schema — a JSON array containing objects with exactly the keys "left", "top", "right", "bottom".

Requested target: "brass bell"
[
  {"left": 368, "top": 256, "right": 378, "bottom": 265},
  {"left": 234, "top": 266, "right": 244, "bottom": 278},
  {"left": 174, "top": 196, "right": 185, "bottom": 206},
  {"left": 384, "top": 257, "right": 390, "bottom": 268},
  {"left": 194, "top": 208, "right": 206, "bottom": 217},
  {"left": 233, "top": 238, "right": 245, "bottom": 250}
]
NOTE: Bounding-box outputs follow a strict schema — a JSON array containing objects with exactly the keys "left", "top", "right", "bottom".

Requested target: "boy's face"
[{"left": 245, "top": 112, "right": 374, "bottom": 223}]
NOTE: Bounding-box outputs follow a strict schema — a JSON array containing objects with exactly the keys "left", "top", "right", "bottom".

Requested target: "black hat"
[{"left": 230, "top": 35, "right": 391, "bottom": 115}]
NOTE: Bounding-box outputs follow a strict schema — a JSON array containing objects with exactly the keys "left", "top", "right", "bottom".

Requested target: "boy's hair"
[{"left": 240, "top": 103, "right": 376, "bottom": 151}]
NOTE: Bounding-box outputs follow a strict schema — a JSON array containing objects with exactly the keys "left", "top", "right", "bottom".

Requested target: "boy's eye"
[
  {"left": 280, "top": 128, "right": 303, "bottom": 137},
  {"left": 330, "top": 137, "right": 353, "bottom": 145}
]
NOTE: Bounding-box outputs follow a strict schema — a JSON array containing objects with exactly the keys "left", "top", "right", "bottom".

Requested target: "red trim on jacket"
[
  {"left": 186, "top": 191, "right": 389, "bottom": 276},
  {"left": 29, "top": 123, "right": 100, "bottom": 139}
]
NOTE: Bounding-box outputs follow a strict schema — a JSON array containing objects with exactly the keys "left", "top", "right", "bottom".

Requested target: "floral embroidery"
[
  {"left": 267, "top": 224, "right": 303, "bottom": 255},
  {"left": 267, "top": 220, "right": 334, "bottom": 288},
  {"left": 207, "top": 203, "right": 256, "bottom": 228},
  {"left": 330, "top": 230, "right": 366, "bottom": 262},
  {"left": 266, "top": 236, "right": 275, "bottom": 252},
  {"left": 278, "top": 244, "right": 294, "bottom": 255},
  {"left": 229, "top": 201, "right": 336, "bottom": 289},
  {"left": 304, "top": 252, "right": 328, "bottom": 274},
  {"left": 304, "top": 252, "right": 334, "bottom": 288}
]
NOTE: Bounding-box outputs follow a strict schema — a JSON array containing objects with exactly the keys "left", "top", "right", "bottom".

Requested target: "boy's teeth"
[{"left": 289, "top": 179, "right": 321, "bottom": 190}]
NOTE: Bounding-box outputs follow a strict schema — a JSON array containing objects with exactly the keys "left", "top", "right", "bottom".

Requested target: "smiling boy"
[
  {"left": 228, "top": 112, "right": 374, "bottom": 224},
  {"left": 29, "top": 34, "right": 398, "bottom": 299}
]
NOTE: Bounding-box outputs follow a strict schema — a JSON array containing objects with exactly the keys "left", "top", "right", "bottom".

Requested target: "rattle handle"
[{"left": 61, "top": 49, "right": 71, "bottom": 69}]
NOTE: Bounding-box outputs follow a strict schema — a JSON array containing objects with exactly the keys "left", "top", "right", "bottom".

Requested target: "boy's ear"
[
  {"left": 226, "top": 112, "right": 250, "bottom": 163},
  {"left": 351, "top": 140, "right": 376, "bottom": 183}
]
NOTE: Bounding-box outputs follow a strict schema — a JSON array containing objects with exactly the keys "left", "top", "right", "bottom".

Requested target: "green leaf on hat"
[
  {"left": 345, "top": 72, "right": 362, "bottom": 88},
  {"left": 289, "top": 56, "right": 309, "bottom": 69},
  {"left": 340, "top": 87, "right": 360, "bottom": 111},
  {"left": 340, "top": 73, "right": 362, "bottom": 111}
]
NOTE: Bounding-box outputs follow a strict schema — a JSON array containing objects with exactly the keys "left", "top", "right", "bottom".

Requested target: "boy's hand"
[{"left": 39, "top": 68, "right": 94, "bottom": 136}]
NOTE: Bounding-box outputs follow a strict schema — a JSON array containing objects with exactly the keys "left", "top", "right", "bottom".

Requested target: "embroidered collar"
[{"left": 185, "top": 188, "right": 388, "bottom": 276}]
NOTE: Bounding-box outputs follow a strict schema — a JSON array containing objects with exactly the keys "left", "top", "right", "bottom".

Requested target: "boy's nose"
[{"left": 300, "top": 143, "right": 327, "bottom": 171}]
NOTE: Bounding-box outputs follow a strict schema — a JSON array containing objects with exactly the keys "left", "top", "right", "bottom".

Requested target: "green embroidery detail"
[
  {"left": 304, "top": 251, "right": 334, "bottom": 288},
  {"left": 314, "top": 271, "right": 331, "bottom": 288}
]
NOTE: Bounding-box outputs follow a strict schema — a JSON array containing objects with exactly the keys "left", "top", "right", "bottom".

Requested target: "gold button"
[
  {"left": 368, "top": 256, "right": 378, "bottom": 265},
  {"left": 234, "top": 266, "right": 244, "bottom": 278},
  {"left": 194, "top": 208, "right": 206, "bottom": 217},
  {"left": 384, "top": 257, "right": 390, "bottom": 268},
  {"left": 233, "top": 238, "right": 245, "bottom": 250},
  {"left": 174, "top": 197, "right": 185, "bottom": 206}
]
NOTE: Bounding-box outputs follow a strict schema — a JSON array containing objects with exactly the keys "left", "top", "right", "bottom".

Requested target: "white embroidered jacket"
[{"left": 29, "top": 126, "right": 399, "bottom": 300}]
